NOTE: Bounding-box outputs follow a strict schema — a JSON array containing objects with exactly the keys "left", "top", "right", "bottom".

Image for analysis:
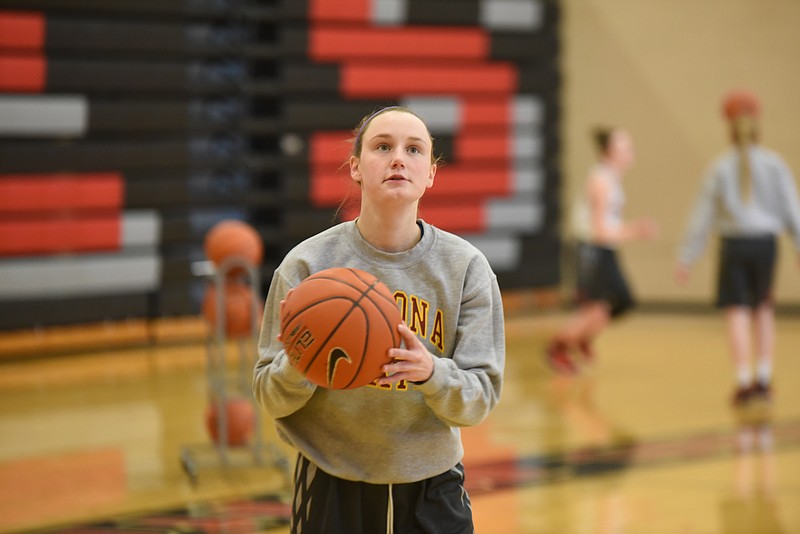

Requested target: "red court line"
[
  {"left": 0, "top": 173, "right": 124, "bottom": 214},
  {"left": 0, "top": 11, "right": 44, "bottom": 51},
  {"left": 309, "top": 0, "right": 369, "bottom": 22},
  {"left": 0, "top": 54, "right": 46, "bottom": 92},
  {"left": 341, "top": 63, "right": 517, "bottom": 97},
  {"left": 0, "top": 216, "right": 121, "bottom": 256},
  {"left": 309, "top": 27, "right": 489, "bottom": 61}
]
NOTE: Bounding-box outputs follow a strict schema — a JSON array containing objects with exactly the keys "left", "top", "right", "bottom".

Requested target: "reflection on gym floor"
[{"left": 0, "top": 312, "right": 799, "bottom": 533}]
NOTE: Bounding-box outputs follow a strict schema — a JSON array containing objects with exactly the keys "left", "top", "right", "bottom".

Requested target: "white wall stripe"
[
  {"left": 0, "top": 253, "right": 161, "bottom": 300},
  {"left": 122, "top": 210, "right": 162, "bottom": 248},
  {"left": 464, "top": 234, "right": 520, "bottom": 270},
  {"left": 487, "top": 197, "right": 543, "bottom": 231},
  {"left": 480, "top": 0, "right": 543, "bottom": 31},
  {"left": 0, "top": 95, "right": 88, "bottom": 138},
  {"left": 402, "top": 97, "right": 461, "bottom": 134},
  {"left": 372, "top": 0, "right": 407, "bottom": 25}
]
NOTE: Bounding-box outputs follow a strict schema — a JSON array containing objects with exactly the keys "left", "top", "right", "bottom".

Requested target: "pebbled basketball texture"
[{"left": 280, "top": 267, "right": 402, "bottom": 389}]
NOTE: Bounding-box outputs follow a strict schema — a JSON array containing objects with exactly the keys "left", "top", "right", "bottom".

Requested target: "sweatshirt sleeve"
[
  {"left": 414, "top": 259, "right": 505, "bottom": 428},
  {"left": 775, "top": 156, "right": 800, "bottom": 250},
  {"left": 252, "top": 269, "right": 317, "bottom": 419},
  {"left": 678, "top": 168, "right": 719, "bottom": 266}
]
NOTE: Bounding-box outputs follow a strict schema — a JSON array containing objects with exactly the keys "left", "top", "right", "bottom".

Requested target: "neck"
[
  {"left": 355, "top": 209, "right": 421, "bottom": 253},
  {"left": 601, "top": 158, "right": 624, "bottom": 176}
]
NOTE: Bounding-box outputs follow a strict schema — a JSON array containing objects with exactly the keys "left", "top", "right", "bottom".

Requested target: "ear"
[
  {"left": 349, "top": 155, "right": 361, "bottom": 183},
  {"left": 426, "top": 163, "right": 437, "bottom": 189}
]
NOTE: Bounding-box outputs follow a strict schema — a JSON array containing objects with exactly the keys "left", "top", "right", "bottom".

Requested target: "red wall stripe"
[
  {"left": 341, "top": 63, "right": 518, "bottom": 97},
  {"left": 310, "top": 131, "right": 352, "bottom": 165},
  {"left": 455, "top": 132, "right": 512, "bottom": 162},
  {"left": 462, "top": 98, "right": 513, "bottom": 128},
  {"left": 0, "top": 217, "right": 121, "bottom": 256},
  {"left": 0, "top": 12, "right": 44, "bottom": 51},
  {"left": 418, "top": 203, "right": 486, "bottom": 232},
  {"left": 0, "top": 173, "right": 124, "bottom": 214},
  {"left": 0, "top": 55, "right": 46, "bottom": 92},
  {"left": 309, "top": 0, "right": 369, "bottom": 22},
  {"left": 309, "top": 27, "right": 489, "bottom": 61}
]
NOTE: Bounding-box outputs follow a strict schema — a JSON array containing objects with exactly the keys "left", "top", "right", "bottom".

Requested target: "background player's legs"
[
  {"left": 547, "top": 302, "right": 610, "bottom": 372},
  {"left": 753, "top": 302, "right": 775, "bottom": 399},
  {"left": 726, "top": 306, "right": 753, "bottom": 405}
]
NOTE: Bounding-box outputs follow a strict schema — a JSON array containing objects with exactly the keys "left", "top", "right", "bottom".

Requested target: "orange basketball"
[
  {"left": 204, "top": 220, "right": 263, "bottom": 272},
  {"left": 722, "top": 89, "right": 760, "bottom": 120},
  {"left": 205, "top": 397, "right": 255, "bottom": 446},
  {"left": 202, "top": 281, "right": 262, "bottom": 338},
  {"left": 280, "top": 267, "right": 402, "bottom": 389}
]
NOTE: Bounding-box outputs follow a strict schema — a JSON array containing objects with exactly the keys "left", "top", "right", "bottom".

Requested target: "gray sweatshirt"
[
  {"left": 678, "top": 145, "right": 800, "bottom": 265},
  {"left": 253, "top": 220, "right": 505, "bottom": 484}
]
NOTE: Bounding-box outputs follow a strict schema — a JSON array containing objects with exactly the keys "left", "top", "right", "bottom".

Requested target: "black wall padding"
[{"left": 0, "top": 294, "right": 150, "bottom": 330}]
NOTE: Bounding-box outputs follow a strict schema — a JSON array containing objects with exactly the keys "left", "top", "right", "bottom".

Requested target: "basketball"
[
  {"left": 722, "top": 90, "right": 760, "bottom": 120},
  {"left": 205, "top": 396, "right": 255, "bottom": 447},
  {"left": 202, "top": 281, "right": 262, "bottom": 338},
  {"left": 280, "top": 267, "right": 402, "bottom": 389},
  {"left": 204, "top": 219, "right": 264, "bottom": 273}
]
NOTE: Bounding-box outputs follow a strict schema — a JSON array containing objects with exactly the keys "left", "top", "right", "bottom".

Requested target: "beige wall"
[{"left": 561, "top": 0, "right": 800, "bottom": 304}]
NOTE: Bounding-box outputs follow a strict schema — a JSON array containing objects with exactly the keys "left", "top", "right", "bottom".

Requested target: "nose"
[{"left": 390, "top": 148, "right": 405, "bottom": 167}]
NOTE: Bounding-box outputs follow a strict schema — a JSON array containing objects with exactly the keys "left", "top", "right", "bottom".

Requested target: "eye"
[
  {"left": 376, "top": 143, "right": 391, "bottom": 152},
  {"left": 407, "top": 146, "right": 421, "bottom": 155}
]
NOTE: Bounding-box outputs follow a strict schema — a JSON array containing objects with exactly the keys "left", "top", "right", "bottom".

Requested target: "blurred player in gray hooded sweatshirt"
[{"left": 676, "top": 90, "right": 800, "bottom": 407}]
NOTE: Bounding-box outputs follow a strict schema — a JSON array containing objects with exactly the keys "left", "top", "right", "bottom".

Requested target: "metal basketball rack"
[{"left": 180, "top": 256, "right": 291, "bottom": 488}]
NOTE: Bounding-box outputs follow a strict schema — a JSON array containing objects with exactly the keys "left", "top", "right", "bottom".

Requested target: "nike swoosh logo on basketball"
[{"left": 327, "top": 348, "right": 351, "bottom": 387}]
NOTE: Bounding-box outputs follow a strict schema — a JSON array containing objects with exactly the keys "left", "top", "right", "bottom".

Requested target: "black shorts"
[
  {"left": 575, "top": 243, "right": 635, "bottom": 318},
  {"left": 290, "top": 454, "right": 474, "bottom": 534},
  {"left": 716, "top": 236, "right": 776, "bottom": 309}
]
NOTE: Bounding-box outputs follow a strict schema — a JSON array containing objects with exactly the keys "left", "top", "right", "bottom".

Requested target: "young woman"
[
  {"left": 676, "top": 90, "right": 800, "bottom": 407},
  {"left": 253, "top": 106, "right": 505, "bottom": 533},
  {"left": 546, "top": 127, "right": 657, "bottom": 373}
]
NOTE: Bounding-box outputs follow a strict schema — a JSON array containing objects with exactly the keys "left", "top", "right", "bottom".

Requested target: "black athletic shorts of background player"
[
  {"left": 290, "top": 454, "right": 473, "bottom": 534},
  {"left": 716, "top": 235, "right": 776, "bottom": 309},
  {"left": 575, "top": 242, "right": 635, "bottom": 318}
]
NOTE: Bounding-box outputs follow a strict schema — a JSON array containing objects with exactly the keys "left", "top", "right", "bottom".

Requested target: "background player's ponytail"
[{"left": 722, "top": 90, "right": 760, "bottom": 203}]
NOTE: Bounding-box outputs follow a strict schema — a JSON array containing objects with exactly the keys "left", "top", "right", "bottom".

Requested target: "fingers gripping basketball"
[{"left": 280, "top": 268, "right": 402, "bottom": 389}]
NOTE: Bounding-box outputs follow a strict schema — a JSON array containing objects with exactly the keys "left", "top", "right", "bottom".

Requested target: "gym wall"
[
  {"left": 0, "top": 0, "right": 562, "bottom": 331},
  {"left": 561, "top": 0, "right": 800, "bottom": 307}
]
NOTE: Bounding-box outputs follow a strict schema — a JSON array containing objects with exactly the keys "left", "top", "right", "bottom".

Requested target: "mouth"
[{"left": 385, "top": 174, "right": 407, "bottom": 182}]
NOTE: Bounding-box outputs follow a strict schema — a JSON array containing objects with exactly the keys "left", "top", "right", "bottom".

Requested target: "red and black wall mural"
[{"left": 0, "top": 0, "right": 560, "bottom": 330}]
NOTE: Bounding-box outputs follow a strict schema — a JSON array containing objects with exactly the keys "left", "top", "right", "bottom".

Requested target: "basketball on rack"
[
  {"left": 205, "top": 396, "right": 255, "bottom": 447},
  {"left": 280, "top": 267, "right": 402, "bottom": 389},
  {"left": 204, "top": 219, "right": 264, "bottom": 274},
  {"left": 202, "top": 281, "right": 263, "bottom": 338}
]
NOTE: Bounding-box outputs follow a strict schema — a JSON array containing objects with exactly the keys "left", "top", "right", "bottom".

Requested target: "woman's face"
[
  {"left": 350, "top": 110, "right": 436, "bottom": 206},
  {"left": 607, "top": 130, "right": 635, "bottom": 171}
]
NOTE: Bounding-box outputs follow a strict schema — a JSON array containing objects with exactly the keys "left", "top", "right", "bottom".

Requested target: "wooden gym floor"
[{"left": 0, "top": 310, "right": 799, "bottom": 533}]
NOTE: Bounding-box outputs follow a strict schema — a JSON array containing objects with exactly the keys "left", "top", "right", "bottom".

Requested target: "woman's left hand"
[{"left": 376, "top": 323, "right": 434, "bottom": 386}]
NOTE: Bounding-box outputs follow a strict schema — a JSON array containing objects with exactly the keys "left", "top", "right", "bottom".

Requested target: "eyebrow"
[{"left": 369, "top": 133, "right": 428, "bottom": 144}]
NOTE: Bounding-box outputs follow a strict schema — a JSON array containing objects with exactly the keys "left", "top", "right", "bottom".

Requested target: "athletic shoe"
[
  {"left": 731, "top": 385, "right": 753, "bottom": 407},
  {"left": 751, "top": 381, "right": 772, "bottom": 403},
  {"left": 576, "top": 339, "right": 596, "bottom": 363},
  {"left": 545, "top": 341, "right": 578, "bottom": 374}
]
